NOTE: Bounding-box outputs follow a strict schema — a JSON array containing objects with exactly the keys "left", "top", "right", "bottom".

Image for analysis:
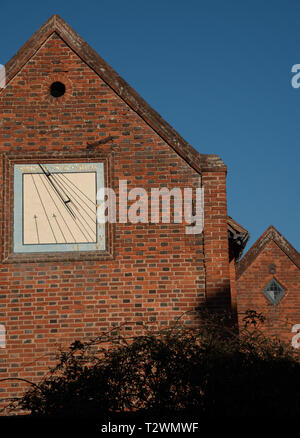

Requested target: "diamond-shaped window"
[{"left": 263, "top": 278, "right": 285, "bottom": 305}]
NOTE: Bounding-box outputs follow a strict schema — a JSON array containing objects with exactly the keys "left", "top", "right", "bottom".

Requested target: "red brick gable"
[
  {"left": 236, "top": 225, "right": 300, "bottom": 279},
  {"left": 235, "top": 226, "right": 300, "bottom": 345},
  {"left": 2, "top": 14, "right": 226, "bottom": 174}
]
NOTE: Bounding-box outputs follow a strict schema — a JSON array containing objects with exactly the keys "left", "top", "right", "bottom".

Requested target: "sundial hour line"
[
  {"left": 52, "top": 213, "right": 67, "bottom": 244},
  {"left": 59, "top": 171, "right": 96, "bottom": 206},
  {"left": 38, "top": 164, "right": 76, "bottom": 219},
  {"left": 51, "top": 173, "right": 97, "bottom": 227},
  {"left": 37, "top": 173, "right": 79, "bottom": 244},
  {"left": 30, "top": 174, "right": 57, "bottom": 243}
]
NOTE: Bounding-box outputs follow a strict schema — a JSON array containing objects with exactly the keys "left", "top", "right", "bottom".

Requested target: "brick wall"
[
  {"left": 0, "top": 27, "right": 229, "bottom": 408},
  {"left": 202, "top": 171, "right": 230, "bottom": 310},
  {"left": 236, "top": 239, "right": 300, "bottom": 346}
]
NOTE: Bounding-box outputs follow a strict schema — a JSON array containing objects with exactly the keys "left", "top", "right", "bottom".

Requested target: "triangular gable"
[
  {"left": 236, "top": 225, "right": 300, "bottom": 279},
  {"left": 2, "top": 14, "right": 226, "bottom": 174}
]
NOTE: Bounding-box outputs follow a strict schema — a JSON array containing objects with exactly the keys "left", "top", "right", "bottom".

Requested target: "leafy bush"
[{"left": 5, "top": 310, "right": 300, "bottom": 417}]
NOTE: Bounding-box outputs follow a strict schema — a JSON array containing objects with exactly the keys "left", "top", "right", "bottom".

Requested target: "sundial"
[{"left": 13, "top": 162, "right": 105, "bottom": 253}]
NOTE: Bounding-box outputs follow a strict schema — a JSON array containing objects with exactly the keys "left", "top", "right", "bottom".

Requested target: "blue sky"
[{"left": 1, "top": 0, "right": 299, "bottom": 252}]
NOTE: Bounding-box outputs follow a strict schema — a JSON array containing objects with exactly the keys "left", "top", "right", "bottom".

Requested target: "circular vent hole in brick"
[{"left": 50, "top": 81, "right": 66, "bottom": 98}]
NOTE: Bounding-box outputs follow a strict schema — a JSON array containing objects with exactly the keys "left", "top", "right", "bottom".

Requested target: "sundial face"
[
  {"left": 13, "top": 162, "right": 105, "bottom": 253},
  {"left": 23, "top": 168, "right": 97, "bottom": 244}
]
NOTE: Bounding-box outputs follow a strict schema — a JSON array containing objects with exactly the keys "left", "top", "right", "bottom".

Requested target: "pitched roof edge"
[
  {"left": 4, "top": 15, "right": 57, "bottom": 87},
  {"left": 2, "top": 14, "right": 226, "bottom": 174},
  {"left": 227, "top": 216, "right": 249, "bottom": 235},
  {"left": 236, "top": 225, "right": 300, "bottom": 278},
  {"left": 227, "top": 216, "right": 250, "bottom": 261}
]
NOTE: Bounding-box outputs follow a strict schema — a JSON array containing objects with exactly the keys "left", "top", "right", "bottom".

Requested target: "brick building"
[
  {"left": 0, "top": 15, "right": 234, "bottom": 405},
  {"left": 232, "top": 226, "right": 300, "bottom": 346},
  {"left": 0, "top": 15, "right": 299, "bottom": 409}
]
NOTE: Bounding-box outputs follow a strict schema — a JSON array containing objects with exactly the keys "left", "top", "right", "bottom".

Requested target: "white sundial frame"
[{"left": 13, "top": 162, "right": 105, "bottom": 253}]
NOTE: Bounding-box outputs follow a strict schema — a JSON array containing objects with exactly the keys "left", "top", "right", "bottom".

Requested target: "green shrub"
[{"left": 5, "top": 310, "right": 300, "bottom": 417}]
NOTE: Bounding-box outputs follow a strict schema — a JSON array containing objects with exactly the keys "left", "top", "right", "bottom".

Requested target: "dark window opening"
[{"left": 50, "top": 82, "right": 66, "bottom": 98}]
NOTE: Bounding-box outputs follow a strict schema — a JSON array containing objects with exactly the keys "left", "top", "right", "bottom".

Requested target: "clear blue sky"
[{"left": 1, "top": 0, "right": 299, "bottom": 252}]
